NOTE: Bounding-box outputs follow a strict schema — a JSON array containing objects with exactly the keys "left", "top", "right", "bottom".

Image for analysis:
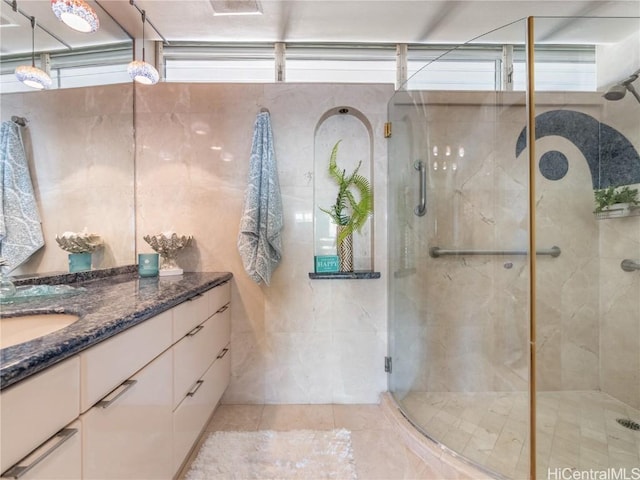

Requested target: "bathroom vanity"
[{"left": 0, "top": 270, "right": 232, "bottom": 479}]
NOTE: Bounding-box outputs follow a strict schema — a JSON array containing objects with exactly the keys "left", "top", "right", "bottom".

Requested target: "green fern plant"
[
  {"left": 319, "top": 140, "right": 374, "bottom": 245},
  {"left": 594, "top": 186, "right": 639, "bottom": 213}
]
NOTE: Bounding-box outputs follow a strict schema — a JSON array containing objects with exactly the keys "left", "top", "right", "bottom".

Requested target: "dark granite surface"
[
  {"left": 0, "top": 270, "right": 232, "bottom": 390},
  {"left": 308, "top": 271, "right": 381, "bottom": 279},
  {"left": 10, "top": 265, "right": 138, "bottom": 286}
]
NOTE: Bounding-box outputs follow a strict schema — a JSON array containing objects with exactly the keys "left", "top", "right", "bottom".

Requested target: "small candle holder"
[
  {"left": 55, "top": 231, "right": 103, "bottom": 272},
  {"left": 143, "top": 232, "right": 193, "bottom": 276}
]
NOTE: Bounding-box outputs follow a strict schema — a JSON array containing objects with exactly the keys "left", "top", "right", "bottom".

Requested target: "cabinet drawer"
[
  {"left": 80, "top": 309, "right": 172, "bottom": 413},
  {"left": 81, "top": 349, "right": 173, "bottom": 480},
  {"left": 172, "top": 292, "right": 209, "bottom": 342},
  {"left": 172, "top": 348, "right": 230, "bottom": 476},
  {"left": 0, "top": 357, "right": 80, "bottom": 475},
  {"left": 173, "top": 308, "right": 228, "bottom": 408},
  {"left": 1, "top": 421, "right": 81, "bottom": 480},
  {"left": 209, "top": 281, "right": 231, "bottom": 315}
]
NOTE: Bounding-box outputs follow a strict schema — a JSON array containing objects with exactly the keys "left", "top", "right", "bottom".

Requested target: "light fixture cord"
[
  {"left": 30, "top": 16, "right": 36, "bottom": 68},
  {"left": 141, "top": 10, "right": 146, "bottom": 62}
]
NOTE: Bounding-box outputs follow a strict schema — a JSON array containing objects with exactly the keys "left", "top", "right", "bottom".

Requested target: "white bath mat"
[{"left": 185, "top": 429, "right": 358, "bottom": 479}]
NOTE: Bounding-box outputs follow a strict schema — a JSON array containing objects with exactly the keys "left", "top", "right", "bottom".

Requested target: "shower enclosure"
[{"left": 387, "top": 17, "right": 640, "bottom": 479}]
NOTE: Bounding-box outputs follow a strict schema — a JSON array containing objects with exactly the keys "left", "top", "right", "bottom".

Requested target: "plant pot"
[{"left": 337, "top": 226, "right": 353, "bottom": 272}]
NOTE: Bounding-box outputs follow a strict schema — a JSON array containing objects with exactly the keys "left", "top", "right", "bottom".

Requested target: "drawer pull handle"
[
  {"left": 97, "top": 379, "right": 137, "bottom": 408},
  {"left": 187, "top": 379, "right": 204, "bottom": 397},
  {"left": 2, "top": 428, "right": 78, "bottom": 479},
  {"left": 217, "top": 348, "right": 229, "bottom": 359},
  {"left": 187, "top": 293, "right": 204, "bottom": 301},
  {"left": 186, "top": 324, "right": 205, "bottom": 337},
  {"left": 216, "top": 304, "right": 229, "bottom": 314}
]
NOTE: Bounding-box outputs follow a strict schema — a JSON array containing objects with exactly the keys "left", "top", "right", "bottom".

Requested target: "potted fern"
[
  {"left": 594, "top": 185, "right": 639, "bottom": 218},
  {"left": 320, "top": 140, "right": 374, "bottom": 272}
]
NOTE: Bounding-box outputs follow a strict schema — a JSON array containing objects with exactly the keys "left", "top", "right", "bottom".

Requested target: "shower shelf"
[
  {"left": 308, "top": 271, "right": 381, "bottom": 280},
  {"left": 594, "top": 205, "right": 640, "bottom": 220}
]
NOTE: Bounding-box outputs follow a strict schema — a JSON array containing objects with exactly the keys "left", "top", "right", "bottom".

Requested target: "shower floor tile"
[{"left": 402, "top": 390, "right": 640, "bottom": 479}]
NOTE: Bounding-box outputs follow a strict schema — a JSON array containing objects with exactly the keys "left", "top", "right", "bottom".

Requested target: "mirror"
[
  {"left": 1, "top": 84, "right": 135, "bottom": 276},
  {"left": 0, "top": 0, "right": 135, "bottom": 276}
]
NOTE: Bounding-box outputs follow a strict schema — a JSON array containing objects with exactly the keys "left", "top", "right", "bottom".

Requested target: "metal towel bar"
[
  {"left": 429, "top": 246, "right": 561, "bottom": 258},
  {"left": 621, "top": 259, "right": 640, "bottom": 272}
]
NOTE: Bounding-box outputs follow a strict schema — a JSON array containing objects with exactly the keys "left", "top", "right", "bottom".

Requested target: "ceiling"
[{"left": 1, "top": 0, "right": 639, "bottom": 58}]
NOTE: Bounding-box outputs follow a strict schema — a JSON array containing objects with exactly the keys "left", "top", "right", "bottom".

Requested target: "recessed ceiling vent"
[{"left": 210, "top": 0, "right": 262, "bottom": 16}]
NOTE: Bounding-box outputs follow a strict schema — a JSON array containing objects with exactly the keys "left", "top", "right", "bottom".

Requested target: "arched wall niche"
[{"left": 313, "top": 106, "right": 375, "bottom": 272}]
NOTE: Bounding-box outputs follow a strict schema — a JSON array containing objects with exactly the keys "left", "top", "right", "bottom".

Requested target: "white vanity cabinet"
[
  {"left": 1, "top": 278, "right": 231, "bottom": 480},
  {"left": 81, "top": 349, "right": 173, "bottom": 479},
  {"left": 2, "top": 421, "right": 82, "bottom": 480},
  {"left": 0, "top": 357, "right": 81, "bottom": 479},
  {"left": 79, "top": 310, "right": 172, "bottom": 413},
  {"left": 79, "top": 309, "right": 173, "bottom": 479},
  {"left": 172, "top": 281, "right": 231, "bottom": 475}
]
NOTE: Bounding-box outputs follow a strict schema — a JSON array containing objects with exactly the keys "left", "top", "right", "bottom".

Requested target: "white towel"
[
  {"left": 237, "top": 112, "right": 283, "bottom": 285},
  {"left": 0, "top": 121, "right": 44, "bottom": 273}
]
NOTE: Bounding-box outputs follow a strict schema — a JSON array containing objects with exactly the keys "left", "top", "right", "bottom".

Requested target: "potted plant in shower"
[
  {"left": 593, "top": 185, "right": 640, "bottom": 219},
  {"left": 320, "top": 140, "right": 374, "bottom": 272}
]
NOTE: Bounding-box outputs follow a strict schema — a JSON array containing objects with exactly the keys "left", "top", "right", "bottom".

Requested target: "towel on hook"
[
  {"left": 0, "top": 121, "right": 44, "bottom": 273},
  {"left": 237, "top": 111, "right": 283, "bottom": 285}
]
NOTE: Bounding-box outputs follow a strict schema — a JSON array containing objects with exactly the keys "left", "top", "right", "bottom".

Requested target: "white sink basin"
[{"left": 0, "top": 313, "right": 79, "bottom": 349}]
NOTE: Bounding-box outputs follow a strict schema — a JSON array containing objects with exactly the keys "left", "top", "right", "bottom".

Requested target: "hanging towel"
[
  {"left": 237, "top": 111, "right": 283, "bottom": 285},
  {"left": 0, "top": 121, "right": 44, "bottom": 273}
]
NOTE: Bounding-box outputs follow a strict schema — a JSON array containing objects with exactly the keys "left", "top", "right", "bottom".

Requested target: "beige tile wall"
[
  {"left": 134, "top": 83, "right": 393, "bottom": 404},
  {"left": 2, "top": 81, "right": 636, "bottom": 408},
  {"left": 389, "top": 91, "right": 639, "bottom": 409}
]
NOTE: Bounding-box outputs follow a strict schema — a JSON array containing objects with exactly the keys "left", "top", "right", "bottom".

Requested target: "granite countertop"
[{"left": 0, "top": 270, "right": 232, "bottom": 390}]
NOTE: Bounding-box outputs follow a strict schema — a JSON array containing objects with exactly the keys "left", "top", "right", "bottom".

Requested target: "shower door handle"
[{"left": 414, "top": 160, "right": 426, "bottom": 216}]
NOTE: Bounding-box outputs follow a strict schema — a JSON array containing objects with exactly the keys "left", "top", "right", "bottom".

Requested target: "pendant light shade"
[
  {"left": 15, "top": 65, "right": 52, "bottom": 90},
  {"left": 127, "top": 60, "right": 159, "bottom": 85},
  {"left": 15, "top": 17, "right": 52, "bottom": 90},
  {"left": 51, "top": 0, "right": 99, "bottom": 33},
  {"left": 127, "top": 7, "right": 158, "bottom": 85}
]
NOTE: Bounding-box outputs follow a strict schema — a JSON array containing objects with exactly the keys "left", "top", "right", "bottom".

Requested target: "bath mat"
[{"left": 185, "top": 429, "right": 358, "bottom": 479}]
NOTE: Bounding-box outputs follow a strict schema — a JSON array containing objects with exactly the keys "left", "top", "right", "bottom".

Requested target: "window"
[
  {"left": 1, "top": 42, "right": 597, "bottom": 91},
  {"left": 0, "top": 44, "right": 132, "bottom": 92},
  {"left": 405, "top": 44, "right": 595, "bottom": 91},
  {"left": 513, "top": 45, "right": 596, "bottom": 91},
  {"left": 285, "top": 44, "right": 396, "bottom": 83},
  {"left": 163, "top": 44, "right": 274, "bottom": 83}
]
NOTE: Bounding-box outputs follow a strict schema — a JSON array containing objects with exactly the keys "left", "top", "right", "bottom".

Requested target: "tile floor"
[
  {"left": 179, "top": 403, "right": 455, "bottom": 479},
  {"left": 179, "top": 392, "right": 640, "bottom": 480},
  {"left": 402, "top": 390, "right": 640, "bottom": 479}
]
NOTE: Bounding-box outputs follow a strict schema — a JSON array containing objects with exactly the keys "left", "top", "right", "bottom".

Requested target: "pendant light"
[
  {"left": 15, "top": 16, "right": 52, "bottom": 90},
  {"left": 127, "top": 8, "right": 159, "bottom": 85},
  {"left": 51, "top": 0, "right": 99, "bottom": 33}
]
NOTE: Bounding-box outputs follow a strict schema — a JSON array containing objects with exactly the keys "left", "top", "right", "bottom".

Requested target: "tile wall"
[
  {"left": 134, "top": 83, "right": 393, "bottom": 404},
  {"left": 389, "top": 90, "right": 639, "bottom": 409},
  {"left": 2, "top": 80, "right": 636, "bottom": 408}
]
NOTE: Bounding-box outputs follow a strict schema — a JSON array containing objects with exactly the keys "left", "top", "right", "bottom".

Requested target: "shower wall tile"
[
  {"left": 598, "top": 204, "right": 640, "bottom": 409},
  {"left": 395, "top": 91, "right": 638, "bottom": 404},
  {"left": 135, "top": 82, "right": 393, "bottom": 404}
]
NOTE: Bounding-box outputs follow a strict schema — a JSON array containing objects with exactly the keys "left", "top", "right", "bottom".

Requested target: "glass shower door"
[{"left": 387, "top": 18, "right": 532, "bottom": 480}]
